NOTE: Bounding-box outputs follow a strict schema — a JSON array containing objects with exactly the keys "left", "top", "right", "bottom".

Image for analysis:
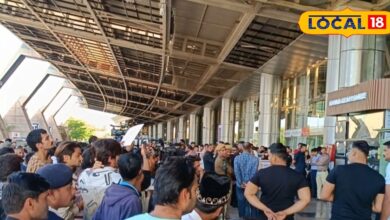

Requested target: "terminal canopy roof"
[{"left": 1, "top": 0, "right": 385, "bottom": 124}]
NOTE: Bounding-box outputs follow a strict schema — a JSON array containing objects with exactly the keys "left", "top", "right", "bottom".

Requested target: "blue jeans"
[
  {"left": 236, "top": 186, "right": 260, "bottom": 219},
  {"left": 310, "top": 170, "right": 317, "bottom": 198}
]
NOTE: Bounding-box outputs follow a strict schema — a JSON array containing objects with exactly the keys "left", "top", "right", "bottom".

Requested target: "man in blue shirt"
[
  {"left": 234, "top": 142, "right": 260, "bottom": 219},
  {"left": 294, "top": 143, "right": 307, "bottom": 176}
]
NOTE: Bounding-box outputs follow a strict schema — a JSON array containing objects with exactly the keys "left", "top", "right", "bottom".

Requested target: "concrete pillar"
[
  {"left": 3, "top": 100, "right": 32, "bottom": 139},
  {"left": 324, "top": 35, "right": 386, "bottom": 145},
  {"left": 297, "top": 69, "right": 311, "bottom": 129},
  {"left": 221, "top": 98, "right": 233, "bottom": 143},
  {"left": 30, "top": 111, "right": 50, "bottom": 133},
  {"left": 157, "top": 123, "right": 163, "bottom": 140},
  {"left": 258, "top": 73, "right": 281, "bottom": 147},
  {"left": 166, "top": 120, "right": 173, "bottom": 143},
  {"left": 244, "top": 98, "right": 255, "bottom": 142},
  {"left": 202, "top": 107, "right": 212, "bottom": 144},
  {"left": 339, "top": 35, "right": 386, "bottom": 88},
  {"left": 189, "top": 113, "right": 198, "bottom": 144},
  {"left": 0, "top": 115, "right": 8, "bottom": 140},
  {"left": 47, "top": 116, "right": 64, "bottom": 141},
  {"left": 148, "top": 125, "right": 152, "bottom": 138},
  {"left": 324, "top": 36, "right": 341, "bottom": 145},
  {"left": 177, "top": 116, "right": 185, "bottom": 142},
  {"left": 210, "top": 109, "right": 215, "bottom": 144},
  {"left": 152, "top": 124, "right": 157, "bottom": 139}
]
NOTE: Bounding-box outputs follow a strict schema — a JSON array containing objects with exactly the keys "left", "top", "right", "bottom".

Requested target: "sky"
[{"left": 0, "top": 24, "right": 127, "bottom": 135}]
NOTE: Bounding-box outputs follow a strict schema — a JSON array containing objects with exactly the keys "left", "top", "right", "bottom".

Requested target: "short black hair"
[
  {"left": 81, "top": 148, "right": 94, "bottom": 169},
  {"left": 352, "top": 140, "right": 371, "bottom": 156},
  {"left": 92, "top": 139, "right": 122, "bottom": 166},
  {"left": 311, "top": 148, "right": 318, "bottom": 153},
  {"left": 118, "top": 153, "right": 143, "bottom": 181},
  {"left": 186, "top": 155, "right": 201, "bottom": 162},
  {"left": 269, "top": 143, "right": 288, "bottom": 162},
  {"left": 0, "top": 147, "right": 15, "bottom": 156},
  {"left": 2, "top": 172, "right": 50, "bottom": 214},
  {"left": 26, "top": 129, "right": 47, "bottom": 152},
  {"left": 88, "top": 136, "right": 98, "bottom": 144},
  {"left": 0, "top": 154, "right": 23, "bottom": 181},
  {"left": 153, "top": 157, "right": 196, "bottom": 205},
  {"left": 298, "top": 143, "right": 307, "bottom": 148},
  {"left": 55, "top": 141, "right": 82, "bottom": 163}
]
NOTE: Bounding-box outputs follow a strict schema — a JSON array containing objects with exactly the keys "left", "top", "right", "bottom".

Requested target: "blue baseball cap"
[{"left": 37, "top": 163, "right": 73, "bottom": 189}]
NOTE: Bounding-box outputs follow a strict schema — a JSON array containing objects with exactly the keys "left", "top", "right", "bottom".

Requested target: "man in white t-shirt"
[
  {"left": 381, "top": 140, "right": 390, "bottom": 220},
  {"left": 78, "top": 139, "right": 122, "bottom": 220}
]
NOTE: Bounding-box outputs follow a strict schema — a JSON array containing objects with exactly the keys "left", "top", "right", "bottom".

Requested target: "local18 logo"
[{"left": 299, "top": 8, "right": 390, "bottom": 37}]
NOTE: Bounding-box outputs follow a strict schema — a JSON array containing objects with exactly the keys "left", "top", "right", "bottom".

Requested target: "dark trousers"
[
  {"left": 310, "top": 170, "right": 317, "bottom": 198},
  {"left": 236, "top": 186, "right": 261, "bottom": 219},
  {"left": 230, "top": 181, "right": 237, "bottom": 207},
  {"left": 236, "top": 186, "right": 245, "bottom": 217}
]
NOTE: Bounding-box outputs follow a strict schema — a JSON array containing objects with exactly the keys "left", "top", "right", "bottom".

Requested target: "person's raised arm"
[{"left": 141, "top": 146, "right": 150, "bottom": 171}]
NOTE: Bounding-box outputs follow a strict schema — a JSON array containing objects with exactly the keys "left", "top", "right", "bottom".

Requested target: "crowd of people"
[{"left": 0, "top": 129, "right": 389, "bottom": 220}]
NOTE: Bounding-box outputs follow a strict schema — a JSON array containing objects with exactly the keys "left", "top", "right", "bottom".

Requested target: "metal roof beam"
[
  {"left": 132, "top": 0, "right": 170, "bottom": 122},
  {"left": 83, "top": 0, "right": 129, "bottom": 116},
  {"left": 256, "top": 0, "right": 321, "bottom": 11},
  {"left": 46, "top": 58, "right": 215, "bottom": 97},
  {"left": 69, "top": 77, "right": 200, "bottom": 108},
  {"left": 79, "top": 88, "right": 186, "bottom": 114},
  {"left": 0, "top": 13, "right": 162, "bottom": 55},
  {"left": 18, "top": 0, "right": 108, "bottom": 112},
  {"left": 84, "top": 97, "right": 160, "bottom": 119},
  {"left": 152, "top": 3, "right": 262, "bottom": 121},
  {"left": 184, "top": 0, "right": 253, "bottom": 12}
]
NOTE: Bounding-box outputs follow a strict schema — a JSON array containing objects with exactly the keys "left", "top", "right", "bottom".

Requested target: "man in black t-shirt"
[
  {"left": 294, "top": 143, "right": 307, "bottom": 176},
  {"left": 244, "top": 143, "right": 311, "bottom": 220},
  {"left": 321, "top": 140, "right": 385, "bottom": 220}
]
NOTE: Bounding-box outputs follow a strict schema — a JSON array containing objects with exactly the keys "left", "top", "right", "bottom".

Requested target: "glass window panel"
[
  {"left": 0, "top": 25, "right": 23, "bottom": 79},
  {"left": 43, "top": 88, "right": 72, "bottom": 118},
  {"left": 348, "top": 112, "right": 384, "bottom": 140},
  {"left": 25, "top": 76, "right": 65, "bottom": 117},
  {"left": 0, "top": 58, "right": 49, "bottom": 116}
]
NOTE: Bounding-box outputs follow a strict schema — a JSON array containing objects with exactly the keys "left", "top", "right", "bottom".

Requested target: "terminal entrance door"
[{"left": 335, "top": 112, "right": 385, "bottom": 173}]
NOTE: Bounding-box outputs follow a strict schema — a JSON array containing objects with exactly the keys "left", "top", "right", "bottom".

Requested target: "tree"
[{"left": 65, "top": 118, "right": 95, "bottom": 141}]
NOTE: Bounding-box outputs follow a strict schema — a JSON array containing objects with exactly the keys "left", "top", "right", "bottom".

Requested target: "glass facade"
[{"left": 281, "top": 60, "right": 327, "bottom": 148}]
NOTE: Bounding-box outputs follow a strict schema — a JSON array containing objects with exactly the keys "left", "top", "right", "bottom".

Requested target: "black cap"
[
  {"left": 197, "top": 172, "right": 231, "bottom": 206},
  {"left": 384, "top": 140, "right": 390, "bottom": 146},
  {"left": 37, "top": 164, "right": 73, "bottom": 189},
  {"left": 352, "top": 140, "right": 374, "bottom": 156}
]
